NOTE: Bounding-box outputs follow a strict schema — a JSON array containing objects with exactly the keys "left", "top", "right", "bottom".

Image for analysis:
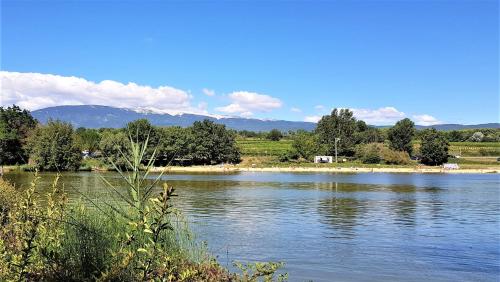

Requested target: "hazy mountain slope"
[
  {"left": 31, "top": 105, "right": 316, "bottom": 131},
  {"left": 32, "top": 105, "right": 499, "bottom": 131}
]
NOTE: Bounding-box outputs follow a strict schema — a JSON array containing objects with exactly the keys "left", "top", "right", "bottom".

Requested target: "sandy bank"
[{"left": 150, "top": 165, "right": 499, "bottom": 174}]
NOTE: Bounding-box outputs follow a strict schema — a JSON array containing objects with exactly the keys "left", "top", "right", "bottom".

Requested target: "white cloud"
[
  {"left": 0, "top": 71, "right": 205, "bottom": 114},
  {"left": 350, "top": 107, "right": 406, "bottom": 125},
  {"left": 290, "top": 107, "right": 302, "bottom": 113},
  {"left": 202, "top": 88, "right": 215, "bottom": 96},
  {"left": 215, "top": 91, "right": 282, "bottom": 117},
  {"left": 304, "top": 115, "right": 322, "bottom": 123},
  {"left": 315, "top": 105, "right": 325, "bottom": 111},
  {"left": 412, "top": 114, "right": 442, "bottom": 126}
]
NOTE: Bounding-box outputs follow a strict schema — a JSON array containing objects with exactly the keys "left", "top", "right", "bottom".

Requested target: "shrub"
[
  {"left": 355, "top": 143, "right": 383, "bottom": 164},
  {"left": 0, "top": 135, "right": 287, "bottom": 281},
  {"left": 381, "top": 148, "right": 410, "bottom": 165},
  {"left": 266, "top": 129, "right": 283, "bottom": 141},
  {"left": 356, "top": 143, "right": 410, "bottom": 165},
  {"left": 291, "top": 131, "right": 323, "bottom": 161},
  {"left": 278, "top": 150, "right": 299, "bottom": 162}
]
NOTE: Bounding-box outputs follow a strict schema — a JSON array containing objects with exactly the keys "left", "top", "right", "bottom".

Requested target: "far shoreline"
[
  {"left": 2, "top": 164, "right": 498, "bottom": 175},
  {"left": 150, "top": 165, "right": 500, "bottom": 174}
]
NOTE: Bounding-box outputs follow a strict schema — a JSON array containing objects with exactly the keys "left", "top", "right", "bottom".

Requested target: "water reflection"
[
  {"left": 3, "top": 171, "right": 500, "bottom": 282},
  {"left": 317, "top": 197, "right": 367, "bottom": 239}
]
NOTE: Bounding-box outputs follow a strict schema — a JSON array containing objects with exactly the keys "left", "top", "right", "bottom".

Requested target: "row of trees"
[
  {"left": 2, "top": 105, "right": 494, "bottom": 169},
  {"left": 0, "top": 105, "right": 241, "bottom": 170},
  {"left": 98, "top": 119, "right": 240, "bottom": 167},
  {"left": 283, "top": 109, "right": 450, "bottom": 165}
]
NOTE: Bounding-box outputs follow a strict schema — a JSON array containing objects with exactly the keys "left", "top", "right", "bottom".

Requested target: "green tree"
[
  {"left": 291, "top": 130, "right": 323, "bottom": 160},
  {"left": 266, "top": 129, "right": 283, "bottom": 141},
  {"left": 27, "top": 120, "right": 82, "bottom": 171},
  {"left": 0, "top": 105, "right": 37, "bottom": 165},
  {"left": 190, "top": 120, "right": 240, "bottom": 164},
  {"left": 387, "top": 118, "right": 415, "bottom": 155},
  {"left": 99, "top": 130, "right": 130, "bottom": 168},
  {"left": 156, "top": 126, "right": 193, "bottom": 164},
  {"left": 315, "top": 108, "right": 357, "bottom": 156},
  {"left": 74, "top": 127, "right": 101, "bottom": 152},
  {"left": 420, "top": 128, "right": 449, "bottom": 166},
  {"left": 125, "top": 119, "right": 159, "bottom": 161},
  {"left": 126, "top": 119, "right": 158, "bottom": 144}
]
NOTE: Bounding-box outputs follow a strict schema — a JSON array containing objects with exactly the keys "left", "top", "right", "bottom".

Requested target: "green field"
[
  {"left": 238, "top": 139, "right": 500, "bottom": 157},
  {"left": 237, "top": 139, "right": 293, "bottom": 156}
]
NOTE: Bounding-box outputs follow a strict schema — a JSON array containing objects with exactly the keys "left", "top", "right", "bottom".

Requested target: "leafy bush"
[
  {"left": 278, "top": 150, "right": 299, "bottom": 162},
  {"left": 381, "top": 148, "right": 410, "bottom": 165},
  {"left": 356, "top": 143, "right": 410, "bottom": 165},
  {"left": 27, "top": 120, "right": 82, "bottom": 171},
  {"left": 266, "top": 129, "right": 283, "bottom": 141},
  {"left": 291, "top": 130, "right": 323, "bottom": 161},
  {"left": 356, "top": 143, "right": 383, "bottom": 164},
  {"left": 0, "top": 136, "right": 287, "bottom": 281}
]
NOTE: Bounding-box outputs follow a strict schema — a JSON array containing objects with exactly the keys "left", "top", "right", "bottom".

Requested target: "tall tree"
[
  {"left": 190, "top": 120, "right": 240, "bottom": 164},
  {"left": 387, "top": 118, "right": 415, "bottom": 155},
  {"left": 27, "top": 120, "right": 81, "bottom": 171},
  {"left": 420, "top": 128, "right": 449, "bottom": 166},
  {"left": 315, "top": 108, "right": 357, "bottom": 156},
  {"left": 0, "top": 105, "right": 37, "bottom": 165}
]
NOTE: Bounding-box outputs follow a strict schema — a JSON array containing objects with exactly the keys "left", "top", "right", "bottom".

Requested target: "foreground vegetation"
[{"left": 0, "top": 136, "right": 287, "bottom": 281}]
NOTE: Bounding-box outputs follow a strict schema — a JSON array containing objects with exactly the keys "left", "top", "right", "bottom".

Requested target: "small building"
[
  {"left": 314, "top": 156, "right": 333, "bottom": 163},
  {"left": 443, "top": 163, "right": 460, "bottom": 170},
  {"left": 81, "top": 150, "right": 90, "bottom": 159}
]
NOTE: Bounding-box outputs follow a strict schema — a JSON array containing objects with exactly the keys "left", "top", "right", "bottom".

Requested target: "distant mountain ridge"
[
  {"left": 32, "top": 105, "right": 316, "bottom": 132},
  {"left": 31, "top": 105, "right": 500, "bottom": 131}
]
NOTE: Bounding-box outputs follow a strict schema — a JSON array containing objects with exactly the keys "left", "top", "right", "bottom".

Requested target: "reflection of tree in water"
[
  {"left": 317, "top": 197, "right": 366, "bottom": 238},
  {"left": 387, "top": 185, "right": 417, "bottom": 226},
  {"left": 171, "top": 180, "right": 241, "bottom": 215}
]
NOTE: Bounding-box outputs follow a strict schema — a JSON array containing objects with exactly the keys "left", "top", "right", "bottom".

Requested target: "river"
[{"left": 4, "top": 171, "right": 500, "bottom": 282}]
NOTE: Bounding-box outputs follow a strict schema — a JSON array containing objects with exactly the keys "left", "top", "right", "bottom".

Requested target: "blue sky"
[{"left": 1, "top": 0, "right": 498, "bottom": 125}]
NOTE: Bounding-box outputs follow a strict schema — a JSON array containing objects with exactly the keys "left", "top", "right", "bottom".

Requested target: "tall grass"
[{"left": 0, "top": 133, "right": 287, "bottom": 281}]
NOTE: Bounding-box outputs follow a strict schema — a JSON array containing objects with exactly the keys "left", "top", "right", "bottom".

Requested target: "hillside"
[
  {"left": 31, "top": 105, "right": 499, "bottom": 131},
  {"left": 32, "top": 105, "right": 316, "bottom": 131}
]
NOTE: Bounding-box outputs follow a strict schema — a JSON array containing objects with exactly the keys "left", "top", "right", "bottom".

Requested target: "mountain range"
[{"left": 31, "top": 105, "right": 499, "bottom": 132}]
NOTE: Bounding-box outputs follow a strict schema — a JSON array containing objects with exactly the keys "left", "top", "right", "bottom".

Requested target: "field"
[
  {"left": 236, "top": 138, "right": 500, "bottom": 169},
  {"left": 237, "top": 138, "right": 293, "bottom": 156},
  {"left": 237, "top": 139, "right": 500, "bottom": 157}
]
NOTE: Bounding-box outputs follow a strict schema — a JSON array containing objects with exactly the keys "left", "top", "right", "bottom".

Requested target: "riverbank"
[
  {"left": 3, "top": 163, "right": 498, "bottom": 175},
  {"left": 150, "top": 165, "right": 499, "bottom": 174}
]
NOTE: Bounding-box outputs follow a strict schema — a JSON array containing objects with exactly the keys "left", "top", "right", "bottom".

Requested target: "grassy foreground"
[{"left": 0, "top": 137, "right": 288, "bottom": 281}]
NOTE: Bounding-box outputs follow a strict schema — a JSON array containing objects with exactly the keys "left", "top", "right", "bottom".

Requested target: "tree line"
[
  {"left": 0, "top": 105, "right": 240, "bottom": 170},
  {"left": 1, "top": 105, "right": 498, "bottom": 170}
]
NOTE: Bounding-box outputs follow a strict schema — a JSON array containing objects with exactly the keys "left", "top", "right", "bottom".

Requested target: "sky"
[{"left": 1, "top": 0, "right": 498, "bottom": 125}]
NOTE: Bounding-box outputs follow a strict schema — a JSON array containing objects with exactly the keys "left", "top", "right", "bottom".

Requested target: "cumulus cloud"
[
  {"left": 202, "top": 88, "right": 215, "bottom": 96},
  {"left": 290, "top": 107, "right": 302, "bottom": 113},
  {"left": 215, "top": 91, "right": 282, "bottom": 117},
  {"left": 304, "top": 115, "right": 322, "bottom": 123},
  {"left": 412, "top": 114, "right": 442, "bottom": 126},
  {"left": 0, "top": 71, "right": 204, "bottom": 114},
  {"left": 350, "top": 107, "right": 406, "bottom": 125}
]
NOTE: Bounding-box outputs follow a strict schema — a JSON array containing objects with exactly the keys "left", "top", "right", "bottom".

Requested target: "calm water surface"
[{"left": 4, "top": 171, "right": 500, "bottom": 282}]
